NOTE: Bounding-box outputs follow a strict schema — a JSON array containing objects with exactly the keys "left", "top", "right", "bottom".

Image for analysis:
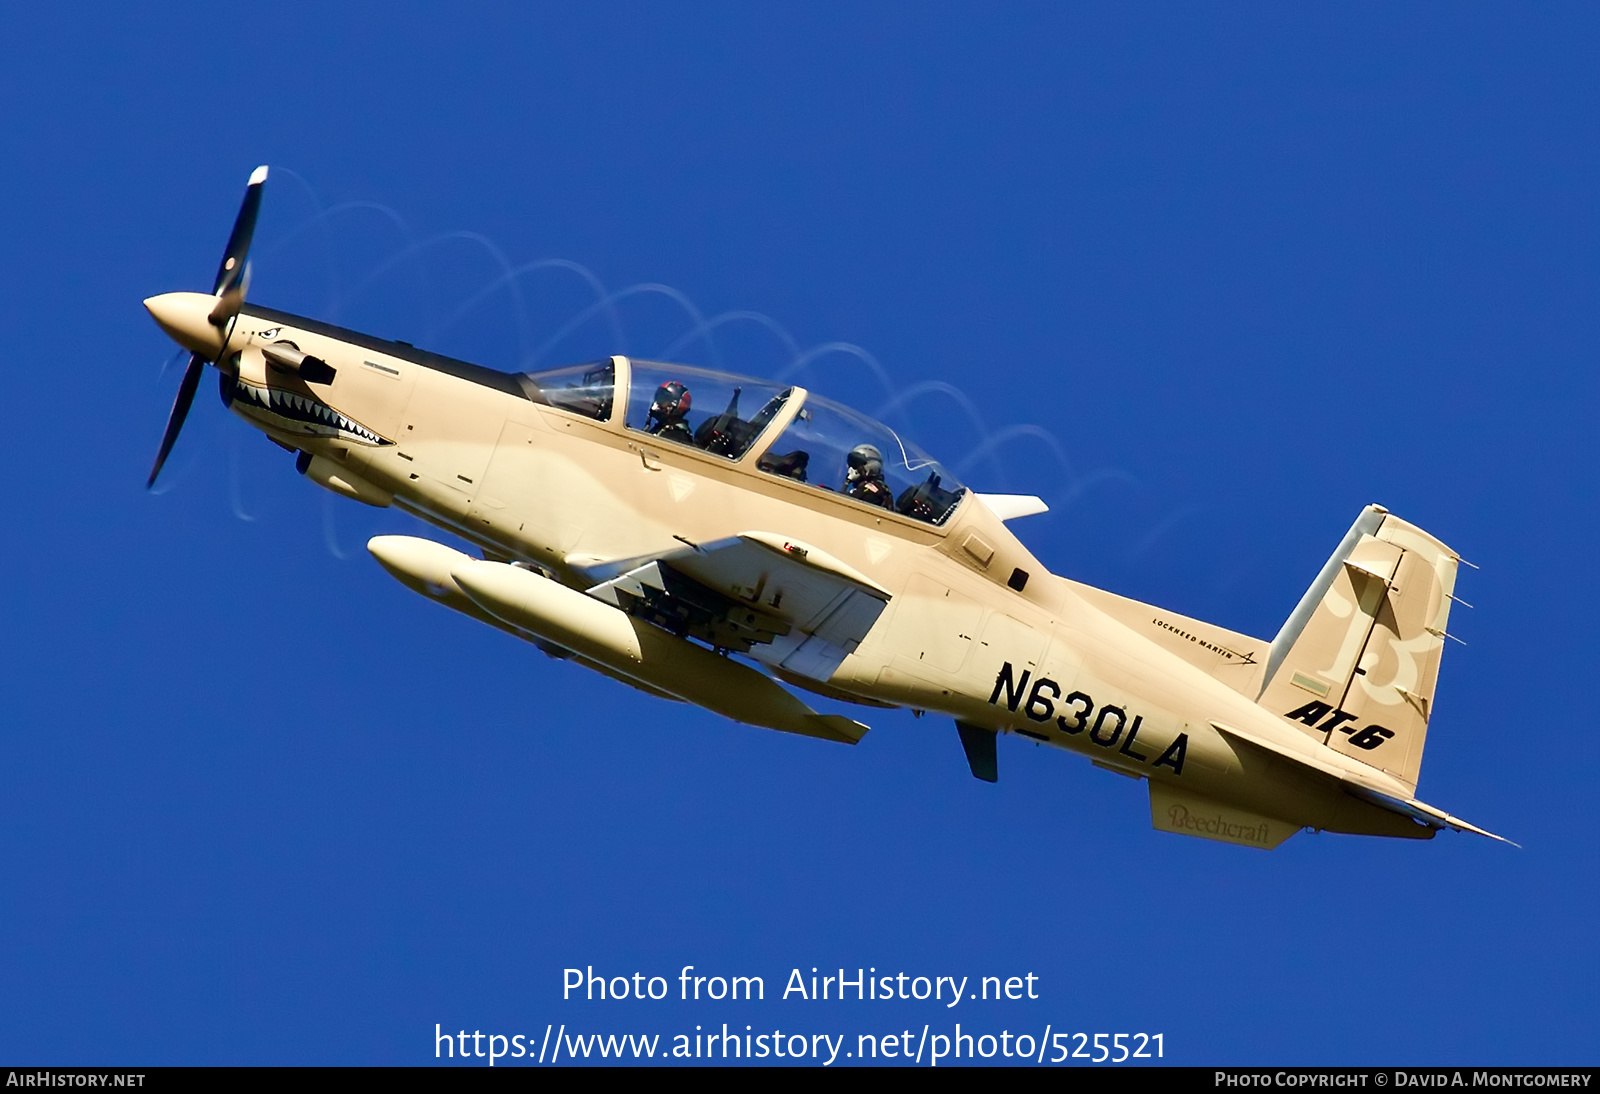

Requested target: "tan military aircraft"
[{"left": 143, "top": 167, "right": 1509, "bottom": 850}]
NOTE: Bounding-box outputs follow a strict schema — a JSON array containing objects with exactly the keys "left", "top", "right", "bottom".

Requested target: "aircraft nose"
[{"left": 144, "top": 291, "right": 225, "bottom": 358}]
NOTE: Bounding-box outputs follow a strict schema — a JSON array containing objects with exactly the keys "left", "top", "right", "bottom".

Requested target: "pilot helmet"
[
  {"left": 846, "top": 443, "right": 885, "bottom": 482},
  {"left": 650, "top": 381, "right": 691, "bottom": 421}
]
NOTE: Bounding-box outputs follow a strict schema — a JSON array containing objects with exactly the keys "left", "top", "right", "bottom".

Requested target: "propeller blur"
[{"left": 145, "top": 165, "right": 267, "bottom": 488}]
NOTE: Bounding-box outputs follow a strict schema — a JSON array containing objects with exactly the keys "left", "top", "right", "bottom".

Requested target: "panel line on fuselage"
[{"left": 242, "top": 305, "right": 530, "bottom": 399}]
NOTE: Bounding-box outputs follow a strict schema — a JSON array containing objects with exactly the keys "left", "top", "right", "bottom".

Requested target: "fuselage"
[{"left": 148, "top": 293, "right": 1430, "bottom": 841}]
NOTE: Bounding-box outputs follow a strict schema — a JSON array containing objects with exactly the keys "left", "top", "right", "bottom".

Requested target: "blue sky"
[{"left": 2, "top": 3, "right": 1595, "bottom": 1066}]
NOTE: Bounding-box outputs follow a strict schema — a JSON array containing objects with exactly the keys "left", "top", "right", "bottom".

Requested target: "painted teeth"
[{"left": 230, "top": 381, "right": 387, "bottom": 445}]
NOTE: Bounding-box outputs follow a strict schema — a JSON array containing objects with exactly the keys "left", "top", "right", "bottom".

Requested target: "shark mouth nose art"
[{"left": 222, "top": 377, "right": 392, "bottom": 446}]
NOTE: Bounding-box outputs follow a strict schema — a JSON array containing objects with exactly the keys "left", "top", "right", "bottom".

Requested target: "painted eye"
[{"left": 259, "top": 327, "right": 280, "bottom": 339}]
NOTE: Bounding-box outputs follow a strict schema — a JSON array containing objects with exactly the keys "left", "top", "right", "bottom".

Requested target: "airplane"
[{"left": 142, "top": 167, "right": 1510, "bottom": 850}]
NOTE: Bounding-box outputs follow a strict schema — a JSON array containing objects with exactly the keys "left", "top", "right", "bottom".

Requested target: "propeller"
[{"left": 146, "top": 165, "right": 268, "bottom": 489}]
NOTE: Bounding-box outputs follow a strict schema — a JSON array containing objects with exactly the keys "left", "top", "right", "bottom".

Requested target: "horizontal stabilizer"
[
  {"left": 1210, "top": 720, "right": 1512, "bottom": 846},
  {"left": 1343, "top": 785, "right": 1519, "bottom": 847}
]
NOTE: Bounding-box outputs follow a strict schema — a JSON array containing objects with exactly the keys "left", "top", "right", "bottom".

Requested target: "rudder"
[{"left": 1256, "top": 505, "right": 1460, "bottom": 794}]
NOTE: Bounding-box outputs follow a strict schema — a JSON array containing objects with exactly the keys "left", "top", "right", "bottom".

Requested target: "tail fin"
[{"left": 1256, "top": 505, "right": 1460, "bottom": 794}]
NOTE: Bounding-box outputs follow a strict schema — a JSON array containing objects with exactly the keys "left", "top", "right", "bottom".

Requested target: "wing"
[{"left": 579, "top": 532, "right": 892, "bottom": 682}]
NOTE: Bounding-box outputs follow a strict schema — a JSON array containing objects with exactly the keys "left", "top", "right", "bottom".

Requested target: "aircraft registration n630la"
[{"left": 143, "top": 167, "right": 1510, "bottom": 851}]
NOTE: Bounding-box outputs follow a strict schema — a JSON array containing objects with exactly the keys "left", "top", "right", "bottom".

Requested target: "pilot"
[
  {"left": 645, "top": 381, "right": 693, "bottom": 444},
  {"left": 843, "top": 444, "right": 895, "bottom": 509}
]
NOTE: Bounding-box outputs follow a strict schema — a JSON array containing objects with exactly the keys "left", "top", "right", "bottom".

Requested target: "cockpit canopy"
[
  {"left": 625, "top": 361, "right": 792, "bottom": 461},
  {"left": 754, "top": 390, "right": 965, "bottom": 524},
  {"left": 518, "top": 358, "right": 967, "bottom": 526}
]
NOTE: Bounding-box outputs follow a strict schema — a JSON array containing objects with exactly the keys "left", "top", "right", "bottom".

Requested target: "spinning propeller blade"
[
  {"left": 213, "top": 165, "right": 267, "bottom": 296},
  {"left": 146, "top": 166, "right": 268, "bottom": 489},
  {"left": 146, "top": 353, "right": 205, "bottom": 488}
]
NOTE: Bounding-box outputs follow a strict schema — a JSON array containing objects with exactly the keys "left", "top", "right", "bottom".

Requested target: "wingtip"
[
  {"left": 811, "top": 714, "right": 871, "bottom": 744},
  {"left": 248, "top": 165, "right": 269, "bottom": 186}
]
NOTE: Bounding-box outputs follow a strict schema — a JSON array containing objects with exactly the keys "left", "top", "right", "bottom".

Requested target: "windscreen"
[{"left": 519, "top": 359, "right": 616, "bottom": 421}]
